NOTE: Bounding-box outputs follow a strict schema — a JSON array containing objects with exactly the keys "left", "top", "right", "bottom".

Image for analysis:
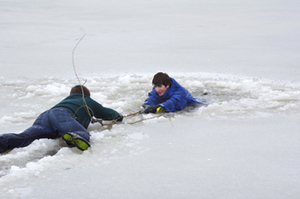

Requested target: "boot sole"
[{"left": 62, "top": 133, "right": 90, "bottom": 151}]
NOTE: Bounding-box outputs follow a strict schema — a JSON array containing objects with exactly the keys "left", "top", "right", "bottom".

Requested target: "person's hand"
[
  {"left": 142, "top": 105, "right": 163, "bottom": 114},
  {"left": 117, "top": 113, "right": 123, "bottom": 122}
]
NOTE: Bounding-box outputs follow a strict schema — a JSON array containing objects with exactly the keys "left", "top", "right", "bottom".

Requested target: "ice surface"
[{"left": 1, "top": 0, "right": 300, "bottom": 198}]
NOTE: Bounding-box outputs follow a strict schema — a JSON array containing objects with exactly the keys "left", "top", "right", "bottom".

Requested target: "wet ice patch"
[{"left": 193, "top": 75, "right": 300, "bottom": 117}]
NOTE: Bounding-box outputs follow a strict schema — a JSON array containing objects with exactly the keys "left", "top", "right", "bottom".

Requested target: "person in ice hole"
[{"left": 142, "top": 72, "right": 205, "bottom": 113}]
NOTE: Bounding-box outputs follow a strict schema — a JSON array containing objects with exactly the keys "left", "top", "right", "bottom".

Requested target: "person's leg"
[
  {"left": 0, "top": 111, "right": 57, "bottom": 153},
  {"left": 49, "top": 108, "right": 91, "bottom": 150}
]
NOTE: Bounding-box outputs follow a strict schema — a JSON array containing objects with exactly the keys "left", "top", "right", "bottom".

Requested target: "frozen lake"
[{"left": 1, "top": 0, "right": 300, "bottom": 198}]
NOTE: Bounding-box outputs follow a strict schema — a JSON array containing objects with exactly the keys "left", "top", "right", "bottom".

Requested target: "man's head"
[
  {"left": 70, "top": 85, "right": 90, "bottom": 96},
  {"left": 152, "top": 72, "right": 171, "bottom": 96}
]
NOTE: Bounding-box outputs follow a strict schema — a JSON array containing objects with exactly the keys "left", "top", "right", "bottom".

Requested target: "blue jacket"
[{"left": 143, "top": 78, "right": 205, "bottom": 112}]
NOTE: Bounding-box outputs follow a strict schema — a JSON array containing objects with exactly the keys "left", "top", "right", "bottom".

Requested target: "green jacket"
[{"left": 52, "top": 94, "right": 119, "bottom": 129}]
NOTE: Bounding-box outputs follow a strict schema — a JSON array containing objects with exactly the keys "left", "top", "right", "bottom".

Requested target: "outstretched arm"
[{"left": 93, "top": 102, "right": 123, "bottom": 121}]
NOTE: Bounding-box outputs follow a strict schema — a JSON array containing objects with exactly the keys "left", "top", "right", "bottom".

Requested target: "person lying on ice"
[
  {"left": 142, "top": 72, "right": 205, "bottom": 113},
  {"left": 0, "top": 85, "right": 123, "bottom": 153}
]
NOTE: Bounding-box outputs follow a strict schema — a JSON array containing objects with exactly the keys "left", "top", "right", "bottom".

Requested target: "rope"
[
  {"left": 72, "top": 34, "right": 99, "bottom": 124},
  {"left": 71, "top": 35, "right": 149, "bottom": 127},
  {"left": 124, "top": 109, "right": 142, "bottom": 117},
  {"left": 99, "top": 109, "right": 142, "bottom": 126},
  {"left": 71, "top": 35, "right": 172, "bottom": 127},
  {"left": 99, "top": 110, "right": 173, "bottom": 126}
]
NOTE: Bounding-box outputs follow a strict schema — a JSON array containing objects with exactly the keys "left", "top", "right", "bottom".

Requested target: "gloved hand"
[
  {"left": 117, "top": 113, "right": 123, "bottom": 122},
  {"left": 142, "top": 105, "right": 163, "bottom": 114}
]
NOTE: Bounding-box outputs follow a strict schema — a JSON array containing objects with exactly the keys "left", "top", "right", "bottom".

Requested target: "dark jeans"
[{"left": 0, "top": 108, "right": 90, "bottom": 153}]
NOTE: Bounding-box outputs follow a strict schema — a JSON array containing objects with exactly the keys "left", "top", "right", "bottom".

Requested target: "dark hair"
[
  {"left": 152, "top": 72, "right": 171, "bottom": 87},
  {"left": 70, "top": 85, "right": 90, "bottom": 96}
]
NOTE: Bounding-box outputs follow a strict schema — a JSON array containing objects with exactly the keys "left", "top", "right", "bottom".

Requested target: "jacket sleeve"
[{"left": 93, "top": 101, "right": 120, "bottom": 120}]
